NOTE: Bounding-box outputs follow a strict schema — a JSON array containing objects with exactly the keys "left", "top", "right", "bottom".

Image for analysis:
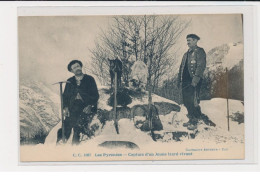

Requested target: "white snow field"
[
  {"left": 43, "top": 97, "right": 244, "bottom": 149},
  {"left": 20, "top": 97, "right": 244, "bottom": 161}
]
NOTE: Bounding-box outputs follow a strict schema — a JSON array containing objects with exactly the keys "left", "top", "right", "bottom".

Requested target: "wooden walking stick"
[
  {"left": 53, "top": 81, "right": 70, "bottom": 143},
  {"left": 147, "top": 77, "right": 156, "bottom": 141},
  {"left": 114, "top": 71, "right": 119, "bottom": 134},
  {"left": 226, "top": 67, "right": 230, "bottom": 131}
]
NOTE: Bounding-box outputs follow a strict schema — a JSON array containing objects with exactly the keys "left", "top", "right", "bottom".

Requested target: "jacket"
[
  {"left": 63, "top": 74, "right": 99, "bottom": 112},
  {"left": 178, "top": 46, "right": 206, "bottom": 85}
]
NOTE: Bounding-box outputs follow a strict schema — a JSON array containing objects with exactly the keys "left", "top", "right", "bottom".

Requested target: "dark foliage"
[
  {"left": 230, "top": 112, "right": 244, "bottom": 124},
  {"left": 20, "top": 127, "right": 47, "bottom": 145},
  {"left": 140, "top": 118, "right": 163, "bottom": 132},
  {"left": 97, "top": 109, "right": 110, "bottom": 127},
  {"left": 153, "top": 76, "right": 181, "bottom": 104},
  {"left": 77, "top": 113, "right": 96, "bottom": 137},
  {"left": 107, "top": 88, "right": 132, "bottom": 107},
  {"left": 172, "top": 132, "right": 188, "bottom": 141}
]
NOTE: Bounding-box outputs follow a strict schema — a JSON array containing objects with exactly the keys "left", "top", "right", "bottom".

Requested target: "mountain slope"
[
  {"left": 207, "top": 42, "right": 243, "bottom": 70},
  {"left": 19, "top": 79, "right": 60, "bottom": 143},
  {"left": 203, "top": 42, "right": 244, "bottom": 100}
]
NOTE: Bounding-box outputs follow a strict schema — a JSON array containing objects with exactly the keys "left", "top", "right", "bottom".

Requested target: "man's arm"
[
  {"left": 191, "top": 48, "right": 206, "bottom": 87},
  {"left": 87, "top": 76, "right": 99, "bottom": 105},
  {"left": 194, "top": 48, "right": 206, "bottom": 78},
  {"left": 83, "top": 76, "right": 99, "bottom": 114}
]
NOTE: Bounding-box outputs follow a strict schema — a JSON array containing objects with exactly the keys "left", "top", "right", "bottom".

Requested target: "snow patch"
[
  {"left": 128, "top": 92, "right": 178, "bottom": 108},
  {"left": 222, "top": 43, "right": 243, "bottom": 69},
  {"left": 82, "top": 119, "right": 154, "bottom": 148}
]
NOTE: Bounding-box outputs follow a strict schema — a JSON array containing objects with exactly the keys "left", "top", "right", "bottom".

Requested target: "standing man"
[
  {"left": 177, "top": 34, "right": 215, "bottom": 130},
  {"left": 57, "top": 60, "right": 99, "bottom": 145}
]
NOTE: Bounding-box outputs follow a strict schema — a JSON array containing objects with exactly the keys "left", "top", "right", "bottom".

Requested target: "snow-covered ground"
[
  {"left": 128, "top": 92, "right": 179, "bottom": 108},
  {"left": 43, "top": 98, "right": 244, "bottom": 148},
  {"left": 21, "top": 97, "right": 244, "bottom": 161}
]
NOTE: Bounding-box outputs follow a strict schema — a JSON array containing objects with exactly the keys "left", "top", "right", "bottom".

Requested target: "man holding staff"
[
  {"left": 57, "top": 60, "right": 99, "bottom": 145},
  {"left": 177, "top": 34, "right": 215, "bottom": 130}
]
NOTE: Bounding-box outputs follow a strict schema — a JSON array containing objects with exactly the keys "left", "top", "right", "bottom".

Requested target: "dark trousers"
[
  {"left": 182, "top": 80, "right": 202, "bottom": 124},
  {"left": 57, "top": 115, "right": 81, "bottom": 145},
  {"left": 57, "top": 100, "right": 85, "bottom": 145}
]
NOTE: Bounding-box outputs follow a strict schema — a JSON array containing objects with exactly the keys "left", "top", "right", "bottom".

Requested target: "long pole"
[
  {"left": 226, "top": 67, "right": 230, "bottom": 131},
  {"left": 114, "top": 72, "right": 119, "bottom": 134},
  {"left": 59, "top": 82, "right": 65, "bottom": 142}
]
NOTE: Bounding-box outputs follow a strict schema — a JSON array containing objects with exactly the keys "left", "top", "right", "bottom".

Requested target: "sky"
[{"left": 19, "top": 14, "right": 243, "bottom": 91}]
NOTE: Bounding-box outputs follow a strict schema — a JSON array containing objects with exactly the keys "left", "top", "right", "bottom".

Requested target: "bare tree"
[{"left": 90, "top": 15, "right": 190, "bottom": 87}]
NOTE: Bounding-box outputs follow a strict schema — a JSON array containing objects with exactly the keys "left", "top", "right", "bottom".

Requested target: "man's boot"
[
  {"left": 201, "top": 114, "right": 216, "bottom": 127},
  {"left": 183, "top": 114, "right": 193, "bottom": 127},
  {"left": 187, "top": 118, "right": 198, "bottom": 130},
  {"left": 187, "top": 123, "right": 198, "bottom": 130},
  {"left": 72, "top": 129, "right": 81, "bottom": 145}
]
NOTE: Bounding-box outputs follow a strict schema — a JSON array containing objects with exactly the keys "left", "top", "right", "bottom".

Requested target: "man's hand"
[
  {"left": 191, "top": 76, "right": 200, "bottom": 87},
  {"left": 83, "top": 105, "right": 92, "bottom": 114},
  {"left": 63, "top": 107, "right": 70, "bottom": 117}
]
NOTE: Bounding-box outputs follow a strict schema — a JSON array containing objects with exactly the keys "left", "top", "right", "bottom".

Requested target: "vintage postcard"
[{"left": 19, "top": 14, "right": 244, "bottom": 162}]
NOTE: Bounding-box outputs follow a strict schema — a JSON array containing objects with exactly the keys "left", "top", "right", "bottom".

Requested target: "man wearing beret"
[
  {"left": 177, "top": 34, "right": 215, "bottom": 130},
  {"left": 57, "top": 60, "right": 99, "bottom": 144}
]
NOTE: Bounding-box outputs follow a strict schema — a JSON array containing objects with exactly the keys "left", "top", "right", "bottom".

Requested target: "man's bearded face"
[{"left": 71, "top": 63, "right": 82, "bottom": 75}]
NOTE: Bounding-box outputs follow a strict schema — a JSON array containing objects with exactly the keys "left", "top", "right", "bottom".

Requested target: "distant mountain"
[
  {"left": 206, "top": 42, "right": 243, "bottom": 71},
  {"left": 203, "top": 42, "right": 244, "bottom": 100},
  {"left": 19, "top": 79, "right": 60, "bottom": 144}
]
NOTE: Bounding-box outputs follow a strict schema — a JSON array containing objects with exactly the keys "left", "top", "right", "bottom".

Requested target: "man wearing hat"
[
  {"left": 57, "top": 60, "right": 99, "bottom": 144},
  {"left": 177, "top": 34, "right": 215, "bottom": 130}
]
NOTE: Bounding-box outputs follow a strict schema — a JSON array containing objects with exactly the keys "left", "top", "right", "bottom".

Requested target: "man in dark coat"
[
  {"left": 57, "top": 60, "right": 99, "bottom": 144},
  {"left": 177, "top": 34, "right": 215, "bottom": 130}
]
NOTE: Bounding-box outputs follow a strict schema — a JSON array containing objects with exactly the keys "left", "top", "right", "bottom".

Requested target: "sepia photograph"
[{"left": 18, "top": 14, "right": 244, "bottom": 162}]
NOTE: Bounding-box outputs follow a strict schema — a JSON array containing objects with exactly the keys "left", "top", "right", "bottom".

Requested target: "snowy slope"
[{"left": 155, "top": 98, "right": 244, "bottom": 144}]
